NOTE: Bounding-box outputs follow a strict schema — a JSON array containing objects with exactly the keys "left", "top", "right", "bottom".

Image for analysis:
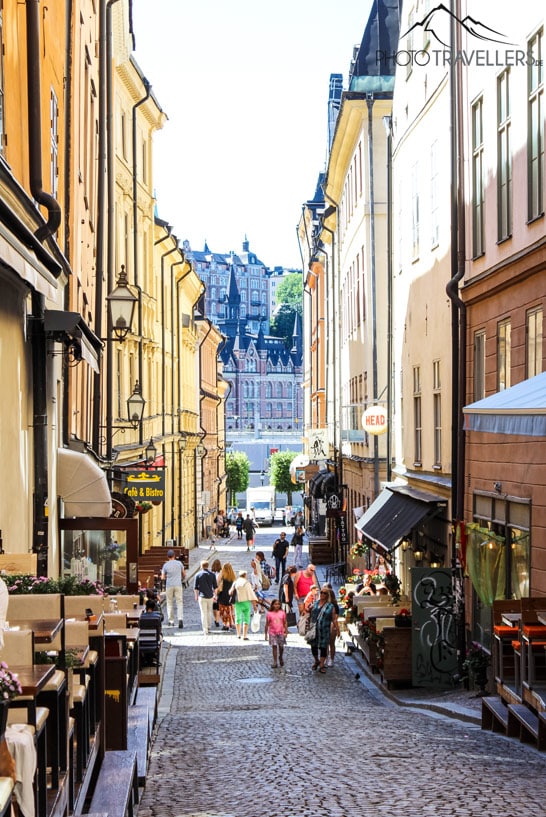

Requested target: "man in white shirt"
[{"left": 161, "top": 549, "right": 185, "bottom": 628}]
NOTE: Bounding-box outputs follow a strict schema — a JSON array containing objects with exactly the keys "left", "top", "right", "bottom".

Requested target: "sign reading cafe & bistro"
[{"left": 121, "top": 470, "right": 165, "bottom": 502}]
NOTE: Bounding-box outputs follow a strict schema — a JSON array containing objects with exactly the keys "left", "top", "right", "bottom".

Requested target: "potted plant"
[
  {"left": 0, "top": 661, "right": 23, "bottom": 740},
  {"left": 394, "top": 607, "right": 412, "bottom": 627},
  {"left": 462, "top": 642, "right": 490, "bottom": 694}
]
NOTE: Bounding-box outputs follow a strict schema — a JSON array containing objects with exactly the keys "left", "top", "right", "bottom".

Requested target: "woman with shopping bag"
[{"left": 306, "top": 588, "right": 338, "bottom": 673}]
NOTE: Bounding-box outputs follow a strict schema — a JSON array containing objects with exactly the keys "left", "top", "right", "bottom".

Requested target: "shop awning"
[
  {"left": 309, "top": 468, "right": 337, "bottom": 499},
  {"left": 355, "top": 485, "right": 447, "bottom": 551},
  {"left": 57, "top": 448, "right": 112, "bottom": 517},
  {"left": 44, "top": 310, "right": 102, "bottom": 373},
  {"left": 463, "top": 372, "right": 546, "bottom": 436}
]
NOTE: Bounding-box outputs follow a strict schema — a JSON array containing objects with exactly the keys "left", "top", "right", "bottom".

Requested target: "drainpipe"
[
  {"left": 26, "top": 0, "right": 61, "bottom": 241},
  {"left": 105, "top": 0, "right": 122, "bottom": 463},
  {"left": 133, "top": 79, "right": 151, "bottom": 448},
  {"left": 366, "top": 93, "right": 380, "bottom": 500},
  {"left": 92, "top": 0, "right": 109, "bottom": 453},
  {"left": 30, "top": 292, "right": 49, "bottom": 575},
  {"left": 384, "top": 115, "right": 394, "bottom": 484},
  {"left": 62, "top": 0, "right": 75, "bottom": 446}
]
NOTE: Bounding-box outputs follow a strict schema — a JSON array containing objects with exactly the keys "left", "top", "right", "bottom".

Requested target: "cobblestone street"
[{"left": 137, "top": 531, "right": 546, "bottom": 817}]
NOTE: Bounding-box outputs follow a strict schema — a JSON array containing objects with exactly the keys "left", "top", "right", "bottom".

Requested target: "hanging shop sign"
[
  {"left": 362, "top": 405, "right": 388, "bottom": 435},
  {"left": 121, "top": 470, "right": 165, "bottom": 502}
]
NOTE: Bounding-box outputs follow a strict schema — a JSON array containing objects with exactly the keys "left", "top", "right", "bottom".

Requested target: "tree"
[
  {"left": 225, "top": 451, "right": 250, "bottom": 507},
  {"left": 270, "top": 304, "right": 297, "bottom": 348},
  {"left": 275, "top": 273, "right": 303, "bottom": 312},
  {"left": 269, "top": 450, "right": 299, "bottom": 504}
]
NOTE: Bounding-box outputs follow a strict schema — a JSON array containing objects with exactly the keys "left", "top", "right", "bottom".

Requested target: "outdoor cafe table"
[
  {"left": 9, "top": 619, "right": 63, "bottom": 645},
  {"left": 501, "top": 612, "right": 521, "bottom": 627}
]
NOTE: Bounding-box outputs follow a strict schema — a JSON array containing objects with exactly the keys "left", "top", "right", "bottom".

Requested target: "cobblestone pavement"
[{"left": 137, "top": 529, "right": 546, "bottom": 817}]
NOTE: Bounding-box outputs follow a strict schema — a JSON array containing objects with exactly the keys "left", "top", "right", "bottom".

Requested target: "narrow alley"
[{"left": 137, "top": 529, "right": 546, "bottom": 817}]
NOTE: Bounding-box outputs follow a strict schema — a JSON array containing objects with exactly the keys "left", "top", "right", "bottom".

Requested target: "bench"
[
  {"left": 89, "top": 750, "right": 138, "bottom": 817},
  {"left": 127, "top": 705, "right": 149, "bottom": 784},
  {"left": 481, "top": 696, "right": 509, "bottom": 733},
  {"left": 507, "top": 703, "right": 546, "bottom": 749},
  {"left": 134, "top": 685, "right": 158, "bottom": 733}
]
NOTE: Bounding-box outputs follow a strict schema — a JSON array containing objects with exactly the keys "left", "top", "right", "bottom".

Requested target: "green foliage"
[
  {"left": 225, "top": 451, "right": 250, "bottom": 505},
  {"left": 270, "top": 304, "right": 297, "bottom": 348},
  {"left": 275, "top": 273, "right": 303, "bottom": 311},
  {"left": 269, "top": 451, "right": 298, "bottom": 503},
  {"left": 270, "top": 274, "right": 303, "bottom": 348}
]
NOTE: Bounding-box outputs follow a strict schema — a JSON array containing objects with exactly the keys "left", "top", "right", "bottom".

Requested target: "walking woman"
[
  {"left": 230, "top": 570, "right": 257, "bottom": 640},
  {"left": 291, "top": 526, "right": 305, "bottom": 568},
  {"left": 211, "top": 558, "right": 222, "bottom": 628},
  {"left": 217, "top": 562, "right": 236, "bottom": 630},
  {"left": 308, "top": 588, "right": 338, "bottom": 673}
]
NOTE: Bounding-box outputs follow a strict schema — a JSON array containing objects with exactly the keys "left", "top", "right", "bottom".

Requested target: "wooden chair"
[
  {"left": 64, "top": 621, "right": 92, "bottom": 782},
  {"left": 0, "top": 630, "right": 49, "bottom": 815},
  {"left": 104, "top": 613, "right": 128, "bottom": 631},
  {"left": 110, "top": 595, "right": 140, "bottom": 612},
  {"left": 492, "top": 599, "right": 520, "bottom": 685}
]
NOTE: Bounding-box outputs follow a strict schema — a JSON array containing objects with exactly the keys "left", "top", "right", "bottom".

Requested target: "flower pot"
[{"left": 394, "top": 615, "right": 412, "bottom": 627}]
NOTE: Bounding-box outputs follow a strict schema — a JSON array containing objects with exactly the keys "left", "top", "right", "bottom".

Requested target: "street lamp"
[
  {"left": 195, "top": 443, "right": 206, "bottom": 458},
  {"left": 126, "top": 381, "right": 145, "bottom": 429},
  {"left": 145, "top": 437, "right": 157, "bottom": 468},
  {"left": 106, "top": 265, "right": 138, "bottom": 341}
]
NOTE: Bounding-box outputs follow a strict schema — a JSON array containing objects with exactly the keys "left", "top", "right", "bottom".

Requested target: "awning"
[
  {"left": 57, "top": 448, "right": 112, "bottom": 517},
  {"left": 355, "top": 485, "right": 447, "bottom": 551},
  {"left": 309, "top": 468, "right": 337, "bottom": 499},
  {"left": 44, "top": 310, "right": 103, "bottom": 373},
  {"left": 463, "top": 372, "right": 546, "bottom": 436}
]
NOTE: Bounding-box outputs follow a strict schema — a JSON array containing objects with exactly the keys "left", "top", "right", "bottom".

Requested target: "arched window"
[
  {"left": 277, "top": 401, "right": 282, "bottom": 417},
  {"left": 287, "top": 383, "right": 293, "bottom": 398},
  {"left": 265, "top": 383, "right": 272, "bottom": 398},
  {"left": 266, "top": 402, "right": 272, "bottom": 418},
  {"left": 276, "top": 383, "right": 283, "bottom": 398}
]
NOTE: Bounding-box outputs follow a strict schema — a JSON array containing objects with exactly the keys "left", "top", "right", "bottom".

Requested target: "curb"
[{"left": 350, "top": 647, "right": 482, "bottom": 725}]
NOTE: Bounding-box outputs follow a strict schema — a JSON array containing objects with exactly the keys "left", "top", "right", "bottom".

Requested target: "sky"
[{"left": 132, "top": 0, "right": 371, "bottom": 270}]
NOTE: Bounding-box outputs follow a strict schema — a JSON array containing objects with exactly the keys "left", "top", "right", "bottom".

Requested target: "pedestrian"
[
  {"left": 279, "top": 564, "right": 297, "bottom": 610},
  {"left": 211, "top": 558, "right": 222, "bottom": 628},
  {"left": 291, "top": 525, "right": 305, "bottom": 568},
  {"left": 161, "top": 548, "right": 185, "bottom": 628},
  {"left": 217, "top": 562, "right": 236, "bottom": 630},
  {"left": 272, "top": 531, "right": 289, "bottom": 582},
  {"left": 230, "top": 570, "right": 257, "bottom": 640},
  {"left": 193, "top": 559, "right": 218, "bottom": 635},
  {"left": 255, "top": 550, "right": 275, "bottom": 585},
  {"left": 308, "top": 588, "right": 338, "bottom": 673},
  {"left": 294, "top": 509, "right": 304, "bottom": 529},
  {"left": 249, "top": 558, "right": 266, "bottom": 604},
  {"left": 322, "top": 583, "right": 341, "bottom": 667},
  {"left": 243, "top": 514, "right": 256, "bottom": 551},
  {"left": 235, "top": 511, "right": 244, "bottom": 539},
  {"left": 294, "top": 564, "right": 317, "bottom": 615},
  {"left": 264, "top": 598, "right": 288, "bottom": 668},
  {"left": 303, "top": 583, "right": 320, "bottom": 613}
]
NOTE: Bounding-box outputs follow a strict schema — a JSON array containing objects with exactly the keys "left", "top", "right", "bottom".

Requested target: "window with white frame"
[
  {"left": 528, "top": 28, "right": 544, "bottom": 221},
  {"left": 498, "top": 318, "right": 511, "bottom": 391},
  {"left": 474, "top": 330, "right": 486, "bottom": 401},
  {"left": 411, "top": 161, "right": 420, "bottom": 259},
  {"left": 526, "top": 306, "right": 543, "bottom": 378},
  {"left": 472, "top": 97, "right": 485, "bottom": 257},
  {"left": 430, "top": 139, "right": 439, "bottom": 247},
  {"left": 497, "top": 70, "right": 512, "bottom": 241},
  {"left": 433, "top": 360, "right": 441, "bottom": 467},
  {"left": 413, "top": 366, "right": 422, "bottom": 464}
]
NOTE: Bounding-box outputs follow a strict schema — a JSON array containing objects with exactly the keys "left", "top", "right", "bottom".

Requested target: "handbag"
[
  {"left": 251, "top": 611, "right": 261, "bottom": 633},
  {"left": 298, "top": 612, "right": 310, "bottom": 636},
  {"left": 261, "top": 572, "right": 271, "bottom": 591},
  {"left": 282, "top": 603, "right": 297, "bottom": 628},
  {"left": 304, "top": 622, "right": 317, "bottom": 643}
]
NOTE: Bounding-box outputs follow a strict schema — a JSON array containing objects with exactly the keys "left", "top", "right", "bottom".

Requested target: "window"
[
  {"left": 526, "top": 307, "right": 543, "bottom": 378},
  {"left": 474, "top": 330, "right": 486, "bottom": 401},
  {"left": 411, "top": 161, "right": 420, "bottom": 259},
  {"left": 430, "top": 139, "right": 439, "bottom": 247},
  {"left": 497, "top": 319, "right": 511, "bottom": 390},
  {"left": 472, "top": 98, "right": 485, "bottom": 257},
  {"left": 528, "top": 28, "right": 544, "bottom": 220},
  {"left": 497, "top": 70, "right": 512, "bottom": 240},
  {"left": 50, "top": 89, "right": 59, "bottom": 198},
  {"left": 413, "top": 366, "right": 422, "bottom": 464},
  {"left": 433, "top": 360, "right": 441, "bottom": 467}
]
